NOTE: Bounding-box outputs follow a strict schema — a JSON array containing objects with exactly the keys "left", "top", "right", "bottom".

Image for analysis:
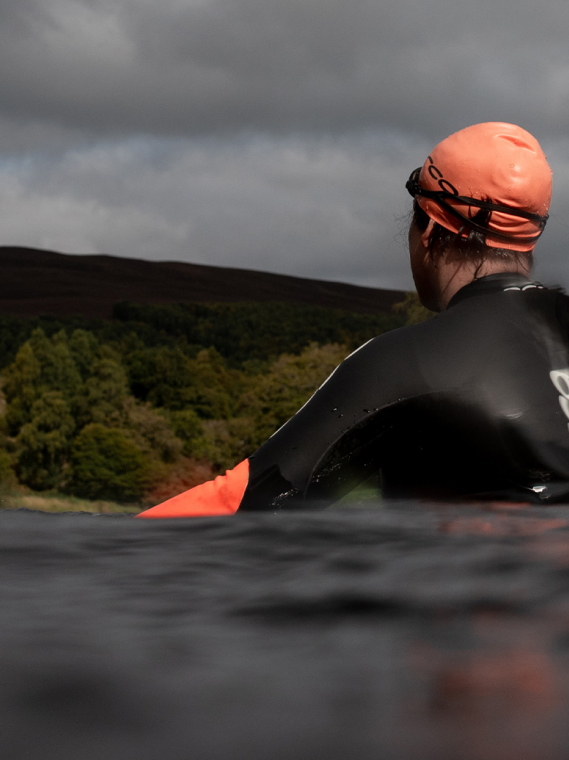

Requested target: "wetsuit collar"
[{"left": 446, "top": 273, "right": 541, "bottom": 309}]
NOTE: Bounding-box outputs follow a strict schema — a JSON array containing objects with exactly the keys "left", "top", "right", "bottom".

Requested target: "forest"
[{"left": 0, "top": 296, "right": 428, "bottom": 506}]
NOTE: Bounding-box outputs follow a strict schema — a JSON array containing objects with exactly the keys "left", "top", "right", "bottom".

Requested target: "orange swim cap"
[{"left": 406, "top": 123, "right": 552, "bottom": 252}]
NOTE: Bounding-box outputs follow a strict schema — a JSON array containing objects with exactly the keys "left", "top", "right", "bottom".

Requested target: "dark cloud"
[{"left": 0, "top": 0, "right": 567, "bottom": 139}]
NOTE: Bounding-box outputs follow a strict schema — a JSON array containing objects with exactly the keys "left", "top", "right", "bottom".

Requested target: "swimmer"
[{"left": 138, "top": 122, "right": 569, "bottom": 517}]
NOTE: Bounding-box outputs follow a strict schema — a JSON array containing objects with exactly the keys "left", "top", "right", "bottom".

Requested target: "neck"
[{"left": 436, "top": 259, "right": 532, "bottom": 310}]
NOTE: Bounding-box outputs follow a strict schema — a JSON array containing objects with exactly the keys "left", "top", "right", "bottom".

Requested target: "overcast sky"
[{"left": 1, "top": 0, "right": 568, "bottom": 291}]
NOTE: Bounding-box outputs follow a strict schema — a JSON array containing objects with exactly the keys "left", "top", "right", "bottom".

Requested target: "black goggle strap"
[{"left": 406, "top": 167, "right": 549, "bottom": 245}]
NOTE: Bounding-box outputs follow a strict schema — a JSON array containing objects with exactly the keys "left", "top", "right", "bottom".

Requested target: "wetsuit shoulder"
[
  {"left": 241, "top": 284, "right": 569, "bottom": 508},
  {"left": 140, "top": 280, "right": 569, "bottom": 516},
  {"left": 239, "top": 325, "right": 433, "bottom": 510}
]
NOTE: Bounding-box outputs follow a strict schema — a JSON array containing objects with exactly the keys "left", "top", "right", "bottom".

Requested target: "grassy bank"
[{"left": 0, "top": 487, "right": 142, "bottom": 514}]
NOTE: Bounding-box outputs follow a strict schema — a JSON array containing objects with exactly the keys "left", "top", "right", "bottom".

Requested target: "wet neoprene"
[{"left": 239, "top": 273, "right": 569, "bottom": 509}]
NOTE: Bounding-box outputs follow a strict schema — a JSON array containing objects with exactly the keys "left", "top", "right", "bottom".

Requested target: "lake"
[{"left": 1, "top": 502, "right": 569, "bottom": 760}]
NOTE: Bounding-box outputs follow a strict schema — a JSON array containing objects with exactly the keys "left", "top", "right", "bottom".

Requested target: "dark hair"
[{"left": 412, "top": 200, "right": 533, "bottom": 274}]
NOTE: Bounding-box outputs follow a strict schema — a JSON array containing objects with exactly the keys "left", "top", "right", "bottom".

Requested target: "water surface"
[{"left": 2, "top": 502, "right": 569, "bottom": 759}]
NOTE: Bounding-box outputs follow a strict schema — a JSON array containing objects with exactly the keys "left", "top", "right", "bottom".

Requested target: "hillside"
[{"left": 0, "top": 247, "right": 405, "bottom": 318}]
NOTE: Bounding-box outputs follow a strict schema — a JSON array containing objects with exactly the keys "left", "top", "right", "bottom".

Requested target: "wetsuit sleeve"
[
  {"left": 239, "top": 329, "right": 422, "bottom": 511},
  {"left": 135, "top": 459, "right": 249, "bottom": 518}
]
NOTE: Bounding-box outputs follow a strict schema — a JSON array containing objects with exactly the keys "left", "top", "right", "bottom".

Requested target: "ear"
[{"left": 420, "top": 219, "right": 436, "bottom": 250}]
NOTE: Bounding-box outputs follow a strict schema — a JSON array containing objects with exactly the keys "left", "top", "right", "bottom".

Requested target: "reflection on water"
[{"left": 2, "top": 502, "right": 569, "bottom": 759}]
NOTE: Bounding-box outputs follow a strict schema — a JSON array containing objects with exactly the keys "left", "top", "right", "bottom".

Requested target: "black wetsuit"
[{"left": 239, "top": 273, "right": 569, "bottom": 509}]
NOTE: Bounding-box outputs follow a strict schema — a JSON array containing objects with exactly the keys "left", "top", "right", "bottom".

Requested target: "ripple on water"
[{"left": 1, "top": 502, "right": 569, "bottom": 760}]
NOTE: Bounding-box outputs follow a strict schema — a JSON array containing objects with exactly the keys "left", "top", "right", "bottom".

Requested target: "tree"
[
  {"left": 126, "top": 345, "right": 239, "bottom": 418},
  {"left": 184, "top": 348, "right": 238, "bottom": 419},
  {"left": 197, "top": 417, "right": 258, "bottom": 472},
  {"left": 35, "top": 329, "right": 82, "bottom": 398},
  {"left": 122, "top": 398, "right": 183, "bottom": 464},
  {"left": 68, "top": 329, "right": 99, "bottom": 380},
  {"left": 193, "top": 342, "right": 350, "bottom": 471},
  {"left": 168, "top": 408, "right": 204, "bottom": 457},
  {"left": 69, "top": 424, "right": 148, "bottom": 502},
  {"left": 238, "top": 342, "right": 349, "bottom": 448},
  {"left": 3, "top": 328, "right": 82, "bottom": 433},
  {"left": 73, "top": 353, "right": 130, "bottom": 429},
  {"left": 0, "top": 418, "right": 17, "bottom": 488},
  {"left": 143, "top": 347, "right": 195, "bottom": 410},
  {"left": 3, "top": 342, "right": 41, "bottom": 434},
  {"left": 0, "top": 449, "right": 17, "bottom": 487},
  {"left": 16, "top": 391, "right": 75, "bottom": 491}
]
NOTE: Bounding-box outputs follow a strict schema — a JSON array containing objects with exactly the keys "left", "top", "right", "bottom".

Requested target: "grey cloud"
[
  {"left": 0, "top": 0, "right": 568, "bottom": 141},
  {"left": 0, "top": 134, "right": 428, "bottom": 289}
]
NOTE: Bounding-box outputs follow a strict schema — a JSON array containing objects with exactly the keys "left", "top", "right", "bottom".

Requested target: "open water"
[{"left": 2, "top": 502, "right": 569, "bottom": 759}]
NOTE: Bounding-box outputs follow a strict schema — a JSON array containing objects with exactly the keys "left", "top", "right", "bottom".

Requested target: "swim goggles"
[{"left": 406, "top": 167, "right": 549, "bottom": 245}]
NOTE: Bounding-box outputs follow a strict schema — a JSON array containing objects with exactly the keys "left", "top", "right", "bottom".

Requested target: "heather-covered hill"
[{"left": 0, "top": 247, "right": 404, "bottom": 318}]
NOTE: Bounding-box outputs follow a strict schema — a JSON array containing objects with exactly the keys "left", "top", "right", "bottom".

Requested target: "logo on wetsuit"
[{"left": 550, "top": 370, "right": 569, "bottom": 431}]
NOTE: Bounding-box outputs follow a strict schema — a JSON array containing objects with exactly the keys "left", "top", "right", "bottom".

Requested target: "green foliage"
[
  {"left": 74, "top": 354, "right": 130, "bottom": 428},
  {"left": 0, "top": 313, "right": 184, "bottom": 373},
  {"left": 0, "top": 302, "right": 403, "bottom": 374},
  {"left": 126, "top": 345, "right": 193, "bottom": 408},
  {"left": 124, "top": 346, "right": 238, "bottom": 418},
  {"left": 0, "top": 393, "right": 17, "bottom": 487},
  {"left": 183, "top": 348, "right": 238, "bottom": 419},
  {"left": 30, "top": 329, "right": 82, "bottom": 398},
  {"left": 68, "top": 329, "right": 100, "bottom": 380},
  {"left": 238, "top": 342, "right": 349, "bottom": 448},
  {"left": 4, "top": 328, "right": 87, "bottom": 432},
  {"left": 0, "top": 299, "right": 405, "bottom": 501},
  {"left": 0, "top": 448, "right": 17, "bottom": 487},
  {"left": 122, "top": 398, "right": 183, "bottom": 464},
  {"left": 198, "top": 417, "right": 259, "bottom": 471},
  {"left": 112, "top": 301, "right": 404, "bottom": 368},
  {"left": 0, "top": 420, "right": 17, "bottom": 487},
  {"left": 69, "top": 424, "right": 148, "bottom": 502},
  {"left": 1, "top": 328, "right": 184, "bottom": 498},
  {"left": 168, "top": 408, "right": 205, "bottom": 457},
  {"left": 16, "top": 391, "right": 75, "bottom": 490},
  {"left": 392, "top": 292, "right": 434, "bottom": 326},
  {"left": 191, "top": 342, "right": 350, "bottom": 470},
  {"left": 3, "top": 342, "right": 41, "bottom": 433}
]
